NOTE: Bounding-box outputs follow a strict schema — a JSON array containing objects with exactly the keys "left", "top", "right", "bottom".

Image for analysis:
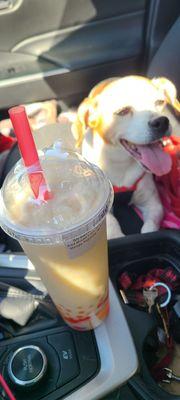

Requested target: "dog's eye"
[
  {"left": 155, "top": 99, "right": 165, "bottom": 108},
  {"left": 115, "top": 106, "right": 132, "bottom": 116}
]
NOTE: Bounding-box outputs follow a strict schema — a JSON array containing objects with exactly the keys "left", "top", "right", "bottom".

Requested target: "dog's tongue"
[{"left": 137, "top": 142, "right": 172, "bottom": 176}]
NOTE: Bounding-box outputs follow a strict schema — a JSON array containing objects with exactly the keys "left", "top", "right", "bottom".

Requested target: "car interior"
[{"left": 0, "top": 1, "right": 179, "bottom": 399}]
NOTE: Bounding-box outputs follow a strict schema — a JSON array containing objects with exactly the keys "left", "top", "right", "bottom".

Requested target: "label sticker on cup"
[{"left": 63, "top": 223, "right": 102, "bottom": 259}]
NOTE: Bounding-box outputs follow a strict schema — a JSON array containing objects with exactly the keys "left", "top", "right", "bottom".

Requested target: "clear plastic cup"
[{"left": 0, "top": 143, "right": 113, "bottom": 330}]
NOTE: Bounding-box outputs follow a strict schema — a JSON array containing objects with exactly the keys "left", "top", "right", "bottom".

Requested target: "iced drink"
[{"left": 0, "top": 145, "right": 113, "bottom": 330}]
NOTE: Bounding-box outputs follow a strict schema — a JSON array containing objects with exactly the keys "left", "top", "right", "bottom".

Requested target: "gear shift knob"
[{"left": 8, "top": 345, "right": 47, "bottom": 388}]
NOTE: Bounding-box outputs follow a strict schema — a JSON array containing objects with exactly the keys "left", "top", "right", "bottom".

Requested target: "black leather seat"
[{"left": 147, "top": 16, "right": 180, "bottom": 92}]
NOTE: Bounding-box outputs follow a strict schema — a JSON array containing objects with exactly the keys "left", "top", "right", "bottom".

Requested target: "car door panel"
[
  {"left": 12, "top": 12, "right": 145, "bottom": 70},
  {"left": 0, "top": 0, "right": 147, "bottom": 108},
  {"left": 0, "top": 0, "right": 146, "bottom": 51},
  {"left": 0, "top": 0, "right": 179, "bottom": 109},
  {"left": 0, "top": 57, "right": 140, "bottom": 109}
]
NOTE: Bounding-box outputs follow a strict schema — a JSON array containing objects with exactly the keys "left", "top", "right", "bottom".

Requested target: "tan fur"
[
  {"left": 71, "top": 97, "right": 99, "bottom": 147},
  {"left": 72, "top": 78, "right": 117, "bottom": 146},
  {"left": 89, "top": 77, "right": 118, "bottom": 98},
  {"left": 152, "top": 77, "right": 180, "bottom": 111}
]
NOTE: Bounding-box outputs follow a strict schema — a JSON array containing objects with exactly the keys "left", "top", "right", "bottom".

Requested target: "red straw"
[
  {"left": 8, "top": 106, "right": 52, "bottom": 201},
  {"left": 0, "top": 373, "right": 16, "bottom": 400}
]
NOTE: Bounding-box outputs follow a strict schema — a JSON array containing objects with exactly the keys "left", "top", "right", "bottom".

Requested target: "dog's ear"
[
  {"left": 72, "top": 78, "right": 117, "bottom": 147},
  {"left": 152, "top": 77, "right": 180, "bottom": 113},
  {"left": 71, "top": 97, "right": 100, "bottom": 147}
]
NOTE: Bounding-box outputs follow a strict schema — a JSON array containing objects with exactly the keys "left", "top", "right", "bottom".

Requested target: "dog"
[{"left": 72, "top": 76, "right": 179, "bottom": 238}]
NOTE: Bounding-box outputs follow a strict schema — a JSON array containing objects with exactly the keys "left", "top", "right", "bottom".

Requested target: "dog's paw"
[
  {"left": 141, "top": 220, "right": 159, "bottom": 234},
  {"left": 106, "top": 213, "right": 124, "bottom": 239}
]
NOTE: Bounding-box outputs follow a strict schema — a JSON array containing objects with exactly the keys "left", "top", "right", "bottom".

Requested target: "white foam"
[{"left": 3, "top": 150, "right": 106, "bottom": 233}]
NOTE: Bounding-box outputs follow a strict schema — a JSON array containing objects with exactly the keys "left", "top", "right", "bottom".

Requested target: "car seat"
[{"left": 0, "top": 17, "right": 179, "bottom": 251}]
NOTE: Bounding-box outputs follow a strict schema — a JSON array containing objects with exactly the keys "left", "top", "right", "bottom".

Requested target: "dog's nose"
[{"left": 148, "top": 116, "right": 170, "bottom": 136}]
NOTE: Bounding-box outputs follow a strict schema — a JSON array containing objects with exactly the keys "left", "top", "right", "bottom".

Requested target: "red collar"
[{"left": 113, "top": 173, "right": 145, "bottom": 193}]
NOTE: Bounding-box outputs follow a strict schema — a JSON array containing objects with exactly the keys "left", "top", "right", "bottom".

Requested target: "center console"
[{"left": 0, "top": 254, "right": 138, "bottom": 400}]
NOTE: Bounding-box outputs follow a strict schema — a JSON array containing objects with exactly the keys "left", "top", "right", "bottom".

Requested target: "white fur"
[
  {"left": 82, "top": 130, "right": 163, "bottom": 238},
  {"left": 72, "top": 76, "right": 179, "bottom": 238},
  {"left": 82, "top": 130, "right": 144, "bottom": 187},
  {"left": 92, "top": 77, "right": 177, "bottom": 145},
  {"left": 131, "top": 173, "right": 164, "bottom": 233}
]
